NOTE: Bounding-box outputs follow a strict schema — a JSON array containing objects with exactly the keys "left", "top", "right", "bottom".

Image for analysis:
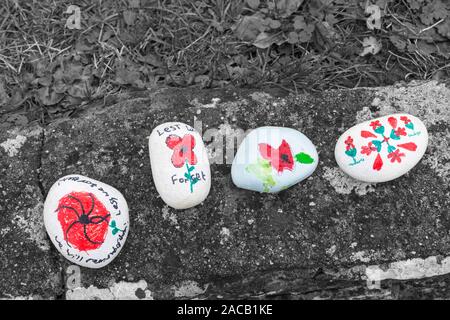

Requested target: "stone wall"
[{"left": 1, "top": 81, "right": 449, "bottom": 299}]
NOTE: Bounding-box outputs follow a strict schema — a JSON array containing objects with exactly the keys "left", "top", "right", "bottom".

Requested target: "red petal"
[
  {"left": 373, "top": 153, "right": 383, "bottom": 171},
  {"left": 361, "top": 130, "right": 377, "bottom": 138},
  {"left": 258, "top": 143, "right": 273, "bottom": 161},
  {"left": 398, "top": 142, "right": 417, "bottom": 151},
  {"left": 186, "top": 150, "right": 197, "bottom": 165},
  {"left": 279, "top": 143, "right": 294, "bottom": 172},
  {"left": 278, "top": 140, "right": 292, "bottom": 157},
  {"left": 166, "top": 135, "right": 182, "bottom": 149},
  {"left": 171, "top": 147, "right": 186, "bottom": 168},
  {"left": 182, "top": 134, "right": 196, "bottom": 149},
  {"left": 388, "top": 117, "right": 397, "bottom": 128}
]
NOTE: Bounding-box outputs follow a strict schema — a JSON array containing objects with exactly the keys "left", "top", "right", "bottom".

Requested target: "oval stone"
[
  {"left": 43, "top": 175, "right": 130, "bottom": 269},
  {"left": 335, "top": 113, "right": 428, "bottom": 183},
  {"left": 149, "top": 122, "right": 211, "bottom": 209},
  {"left": 231, "top": 126, "right": 319, "bottom": 193}
]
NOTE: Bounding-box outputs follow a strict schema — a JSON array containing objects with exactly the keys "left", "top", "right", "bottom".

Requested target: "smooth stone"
[
  {"left": 43, "top": 175, "right": 129, "bottom": 269},
  {"left": 149, "top": 122, "right": 211, "bottom": 209},
  {"left": 231, "top": 126, "right": 319, "bottom": 193},
  {"left": 335, "top": 113, "right": 428, "bottom": 183}
]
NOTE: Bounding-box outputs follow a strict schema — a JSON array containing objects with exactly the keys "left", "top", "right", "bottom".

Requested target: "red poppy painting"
[
  {"left": 166, "top": 134, "right": 198, "bottom": 168},
  {"left": 259, "top": 139, "right": 294, "bottom": 173},
  {"left": 57, "top": 191, "right": 111, "bottom": 251}
]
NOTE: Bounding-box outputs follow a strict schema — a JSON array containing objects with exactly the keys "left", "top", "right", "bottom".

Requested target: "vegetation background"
[{"left": 0, "top": 0, "right": 449, "bottom": 127}]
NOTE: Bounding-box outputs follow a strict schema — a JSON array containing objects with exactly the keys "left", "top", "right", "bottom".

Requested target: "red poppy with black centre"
[
  {"left": 166, "top": 134, "right": 198, "bottom": 168},
  {"left": 259, "top": 139, "right": 294, "bottom": 173},
  {"left": 57, "top": 191, "right": 111, "bottom": 251}
]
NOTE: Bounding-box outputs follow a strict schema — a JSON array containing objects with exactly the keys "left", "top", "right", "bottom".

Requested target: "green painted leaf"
[
  {"left": 110, "top": 220, "right": 116, "bottom": 228},
  {"left": 295, "top": 152, "right": 314, "bottom": 164},
  {"left": 184, "top": 173, "right": 191, "bottom": 180},
  {"left": 246, "top": 158, "right": 276, "bottom": 191},
  {"left": 112, "top": 228, "right": 118, "bottom": 235},
  {"left": 390, "top": 129, "right": 400, "bottom": 140},
  {"left": 406, "top": 122, "right": 414, "bottom": 130},
  {"left": 188, "top": 166, "right": 195, "bottom": 172},
  {"left": 374, "top": 125, "right": 385, "bottom": 134},
  {"left": 345, "top": 148, "right": 357, "bottom": 158},
  {"left": 387, "top": 145, "right": 396, "bottom": 153},
  {"left": 372, "top": 140, "right": 382, "bottom": 152}
]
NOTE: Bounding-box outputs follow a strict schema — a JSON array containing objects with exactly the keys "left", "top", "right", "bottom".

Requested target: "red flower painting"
[
  {"left": 361, "top": 142, "right": 377, "bottom": 156},
  {"left": 387, "top": 149, "right": 405, "bottom": 163},
  {"left": 345, "top": 115, "right": 420, "bottom": 171},
  {"left": 394, "top": 127, "right": 407, "bottom": 136},
  {"left": 369, "top": 120, "right": 381, "bottom": 130},
  {"left": 57, "top": 192, "right": 111, "bottom": 251},
  {"left": 344, "top": 136, "right": 355, "bottom": 150},
  {"left": 259, "top": 139, "right": 294, "bottom": 173},
  {"left": 166, "top": 134, "right": 197, "bottom": 168},
  {"left": 400, "top": 116, "right": 411, "bottom": 124}
]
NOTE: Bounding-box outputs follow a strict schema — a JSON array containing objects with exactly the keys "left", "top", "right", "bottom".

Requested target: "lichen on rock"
[{"left": 322, "top": 167, "right": 375, "bottom": 195}]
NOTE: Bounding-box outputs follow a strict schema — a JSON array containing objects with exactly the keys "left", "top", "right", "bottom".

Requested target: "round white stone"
[
  {"left": 231, "top": 126, "right": 319, "bottom": 193},
  {"left": 43, "top": 175, "right": 129, "bottom": 269},
  {"left": 335, "top": 113, "right": 428, "bottom": 183},
  {"left": 148, "top": 122, "right": 211, "bottom": 209}
]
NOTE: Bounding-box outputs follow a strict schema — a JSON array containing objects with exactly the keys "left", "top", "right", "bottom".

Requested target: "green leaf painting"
[
  {"left": 387, "top": 145, "right": 396, "bottom": 153},
  {"left": 372, "top": 140, "right": 382, "bottom": 152},
  {"left": 345, "top": 148, "right": 357, "bottom": 158},
  {"left": 295, "top": 152, "right": 314, "bottom": 164},
  {"left": 246, "top": 158, "right": 276, "bottom": 192},
  {"left": 184, "top": 160, "right": 198, "bottom": 193},
  {"left": 110, "top": 220, "right": 122, "bottom": 235},
  {"left": 390, "top": 129, "right": 400, "bottom": 140},
  {"left": 374, "top": 125, "right": 385, "bottom": 135},
  {"left": 406, "top": 122, "right": 414, "bottom": 130}
]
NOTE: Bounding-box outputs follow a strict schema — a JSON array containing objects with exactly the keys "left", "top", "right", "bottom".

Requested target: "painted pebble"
[
  {"left": 149, "top": 122, "right": 211, "bottom": 209},
  {"left": 231, "top": 126, "right": 319, "bottom": 193},
  {"left": 335, "top": 113, "right": 428, "bottom": 183},
  {"left": 43, "top": 175, "right": 129, "bottom": 269}
]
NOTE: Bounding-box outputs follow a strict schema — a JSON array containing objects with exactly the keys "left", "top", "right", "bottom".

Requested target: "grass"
[{"left": 0, "top": 0, "right": 449, "bottom": 126}]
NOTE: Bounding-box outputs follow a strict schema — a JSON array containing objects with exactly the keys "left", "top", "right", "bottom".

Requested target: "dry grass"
[{"left": 0, "top": 0, "right": 449, "bottom": 125}]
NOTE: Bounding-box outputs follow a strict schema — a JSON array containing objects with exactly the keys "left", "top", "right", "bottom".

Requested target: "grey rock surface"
[
  {"left": 1, "top": 81, "right": 449, "bottom": 299},
  {"left": 0, "top": 126, "right": 62, "bottom": 299}
]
